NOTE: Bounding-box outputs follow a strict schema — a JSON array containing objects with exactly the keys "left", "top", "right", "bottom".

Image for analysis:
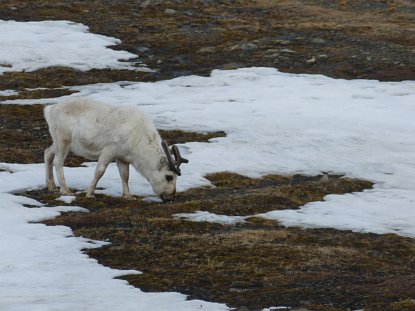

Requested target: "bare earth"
[{"left": 1, "top": 1, "right": 415, "bottom": 310}]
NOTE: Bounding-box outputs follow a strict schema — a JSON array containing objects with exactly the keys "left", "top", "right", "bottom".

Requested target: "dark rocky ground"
[{"left": 1, "top": 1, "right": 415, "bottom": 310}]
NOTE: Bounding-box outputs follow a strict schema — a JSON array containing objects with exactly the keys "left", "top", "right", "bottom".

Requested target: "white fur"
[{"left": 44, "top": 99, "right": 177, "bottom": 199}]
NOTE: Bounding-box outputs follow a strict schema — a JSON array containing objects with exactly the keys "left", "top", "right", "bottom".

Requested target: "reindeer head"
[{"left": 152, "top": 140, "right": 189, "bottom": 203}]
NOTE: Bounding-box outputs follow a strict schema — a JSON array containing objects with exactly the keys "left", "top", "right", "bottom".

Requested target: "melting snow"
[{"left": 0, "top": 19, "right": 152, "bottom": 74}]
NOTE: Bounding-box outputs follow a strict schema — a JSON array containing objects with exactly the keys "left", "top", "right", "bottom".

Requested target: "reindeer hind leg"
[
  {"left": 53, "top": 140, "right": 72, "bottom": 195},
  {"left": 45, "top": 144, "right": 57, "bottom": 192}
]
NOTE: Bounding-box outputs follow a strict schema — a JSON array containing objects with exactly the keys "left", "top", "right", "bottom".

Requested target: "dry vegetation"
[
  {"left": 1, "top": 0, "right": 415, "bottom": 310},
  {"left": 22, "top": 173, "right": 415, "bottom": 311}
]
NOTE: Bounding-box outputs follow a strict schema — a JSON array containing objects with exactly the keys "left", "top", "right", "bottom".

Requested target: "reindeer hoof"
[
  {"left": 60, "top": 189, "right": 74, "bottom": 196},
  {"left": 47, "top": 185, "right": 58, "bottom": 192},
  {"left": 86, "top": 193, "right": 95, "bottom": 199},
  {"left": 123, "top": 195, "right": 136, "bottom": 200}
]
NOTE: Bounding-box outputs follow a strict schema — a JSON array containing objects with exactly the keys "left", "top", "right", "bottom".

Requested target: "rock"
[
  {"left": 140, "top": 0, "right": 165, "bottom": 8},
  {"left": 229, "top": 42, "right": 258, "bottom": 52},
  {"left": 311, "top": 37, "right": 326, "bottom": 44},
  {"left": 197, "top": 46, "right": 217, "bottom": 54},
  {"left": 265, "top": 53, "right": 280, "bottom": 58},
  {"left": 164, "top": 8, "right": 177, "bottom": 15},
  {"left": 318, "top": 54, "right": 328, "bottom": 59},
  {"left": 239, "top": 42, "right": 258, "bottom": 52},
  {"left": 9, "top": 6, "right": 18, "bottom": 11},
  {"left": 136, "top": 46, "right": 151, "bottom": 53},
  {"left": 318, "top": 172, "right": 329, "bottom": 184},
  {"left": 265, "top": 49, "right": 280, "bottom": 54},
  {"left": 280, "top": 48, "right": 297, "bottom": 54},
  {"left": 306, "top": 57, "right": 316, "bottom": 64},
  {"left": 273, "top": 39, "right": 291, "bottom": 45}
]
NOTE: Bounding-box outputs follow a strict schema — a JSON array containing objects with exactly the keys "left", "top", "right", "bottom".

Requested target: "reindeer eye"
[{"left": 165, "top": 175, "right": 174, "bottom": 182}]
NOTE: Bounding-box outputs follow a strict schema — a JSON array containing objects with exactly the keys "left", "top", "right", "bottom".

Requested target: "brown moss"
[
  {"left": 0, "top": 88, "right": 76, "bottom": 101},
  {"left": 159, "top": 129, "right": 226, "bottom": 145},
  {"left": 0, "top": 0, "right": 414, "bottom": 83},
  {"left": 21, "top": 171, "right": 415, "bottom": 311}
]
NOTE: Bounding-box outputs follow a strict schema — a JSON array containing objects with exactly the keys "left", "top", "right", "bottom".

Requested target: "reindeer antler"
[
  {"left": 172, "top": 145, "right": 189, "bottom": 168},
  {"left": 161, "top": 140, "right": 189, "bottom": 176}
]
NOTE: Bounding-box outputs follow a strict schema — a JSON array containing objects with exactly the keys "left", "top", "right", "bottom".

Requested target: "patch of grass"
[
  {"left": 366, "top": 299, "right": 415, "bottom": 311},
  {"left": 0, "top": 88, "right": 76, "bottom": 101},
  {"left": 159, "top": 129, "right": 226, "bottom": 145},
  {"left": 0, "top": 67, "right": 157, "bottom": 91}
]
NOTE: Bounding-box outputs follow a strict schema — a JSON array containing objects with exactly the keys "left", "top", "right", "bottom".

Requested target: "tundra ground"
[{"left": 1, "top": 0, "right": 415, "bottom": 310}]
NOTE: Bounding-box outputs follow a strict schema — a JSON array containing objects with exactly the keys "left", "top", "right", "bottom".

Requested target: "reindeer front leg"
[
  {"left": 116, "top": 159, "right": 133, "bottom": 199},
  {"left": 86, "top": 150, "right": 113, "bottom": 198}
]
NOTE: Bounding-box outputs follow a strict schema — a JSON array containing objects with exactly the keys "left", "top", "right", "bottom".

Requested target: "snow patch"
[
  {"left": 175, "top": 211, "right": 247, "bottom": 225},
  {"left": 0, "top": 90, "right": 18, "bottom": 96},
  {"left": 0, "top": 20, "right": 153, "bottom": 74},
  {"left": 5, "top": 67, "right": 415, "bottom": 237},
  {"left": 56, "top": 195, "right": 77, "bottom": 204}
]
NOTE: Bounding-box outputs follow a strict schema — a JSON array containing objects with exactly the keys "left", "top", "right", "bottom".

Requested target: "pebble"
[
  {"left": 137, "top": 46, "right": 151, "bottom": 53},
  {"left": 306, "top": 57, "right": 316, "bottom": 64},
  {"left": 140, "top": 0, "right": 165, "bottom": 8},
  {"left": 280, "top": 48, "right": 297, "bottom": 54},
  {"left": 164, "top": 8, "right": 177, "bottom": 15},
  {"left": 311, "top": 37, "right": 326, "bottom": 44},
  {"left": 273, "top": 39, "right": 291, "bottom": 45},
  {"left": 318, "top": 172, "right": 329, "bottom": 184},
  {"left": 197, "top": 46, "right": 216, "bottom": 54},
  {"left": 265, "top": 53, "right": 280, "bottom": 58},
  {"left": 239, "top": 42, "right": 258, "bottom": 52},
  {"left": 265, "top": 49, "right": 280, "bottom": 54}
]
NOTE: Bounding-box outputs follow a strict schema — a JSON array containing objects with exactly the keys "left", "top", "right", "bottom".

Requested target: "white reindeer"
[{"left": 44, "top": 99, "right": 188, "bottom": 202}]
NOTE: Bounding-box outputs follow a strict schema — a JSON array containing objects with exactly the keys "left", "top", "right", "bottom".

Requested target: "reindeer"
[{"left": 44, "top": 99, "right": 188, "bottom": 202}]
